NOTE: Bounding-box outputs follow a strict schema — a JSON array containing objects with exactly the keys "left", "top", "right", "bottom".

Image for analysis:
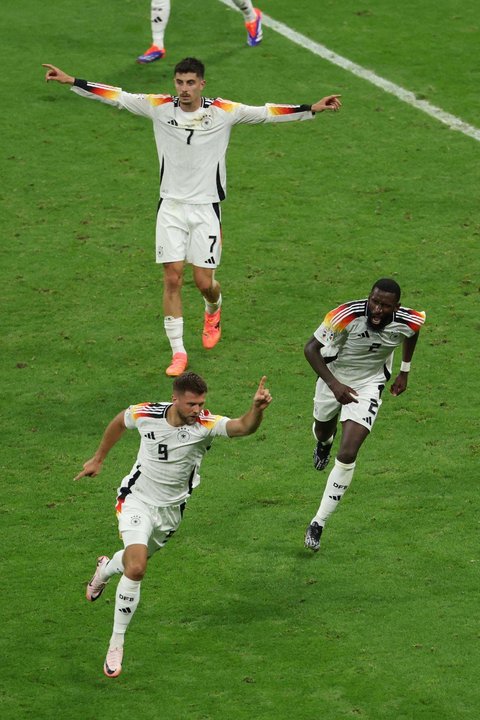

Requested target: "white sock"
[
  {"left": 109, "top": 631, "right": 125, "bottom": 649},
  {"left": 232, "top": 0, "right": 256, "bottom": 23},
  {"left": 103, "top": 550, "right": 124, "bottom": 580},
  {"left": 164, "top": 316, "right": 186, "bottom": 355},
  {"left": 150, "top": 0, "right": 170, "bottom": 48},
  {"left": 313, "top": 459, "right": 356, "bottom": 527},
  {"left": 112, "top": 575, "right": 141, "bottom": 637},
  {"left": 205, "top": 294, "right": 222, "bottom": 315}
]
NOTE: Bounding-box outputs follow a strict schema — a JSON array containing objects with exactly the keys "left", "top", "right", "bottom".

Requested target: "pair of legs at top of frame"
[{"left": 137, "top": 1, "right": 263, "bottom": 63}]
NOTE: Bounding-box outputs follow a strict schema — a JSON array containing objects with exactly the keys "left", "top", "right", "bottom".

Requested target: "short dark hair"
[
  {"left": 173, "top": 372, "right": 208, "bottom": 396},
  {"left": 370, "top": 278, "right": 401, "bottom": 301},
  {"left": 174, "top": 57, "right": 205, "bottom": 78}
]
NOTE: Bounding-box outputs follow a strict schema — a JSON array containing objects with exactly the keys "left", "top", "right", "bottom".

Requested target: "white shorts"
[
  {"left": 155, "top": 198, "right": 222, "bottom": 267},
  {"left": 117, "top": 494, "right": 184, "bottom": 556},
  {"left": 313, "top": 378, "right": 385, "bottom": 432}
]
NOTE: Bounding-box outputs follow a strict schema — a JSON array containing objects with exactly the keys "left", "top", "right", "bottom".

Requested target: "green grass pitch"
[{"left": 2, "top": 0, "right": 479, "bottom": 717}]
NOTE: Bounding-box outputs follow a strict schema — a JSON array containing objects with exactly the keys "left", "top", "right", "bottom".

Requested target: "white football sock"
[
  {"left": 103, "top": 550, "right": 124, "bottom": 580},
  {"left": 164, "top": 316, "right": 186, "bottom": 354},
  {"left": 150, "top": 0, "right": 170, "bottom": 48},
  {"left": 312, "top": 459, "right": 356, "bottom": 527},
  {"left": 205, "top": 294, "right": 222, "bottom": 315},
  {"left": 109, "top": 631, "right": 125, "bottom": 649},
  {"left": 232, "top": 0, "right": 256, "bottom": 23},
  {"left": 112, "top": 575, "right": 141, "bottom": 637}
]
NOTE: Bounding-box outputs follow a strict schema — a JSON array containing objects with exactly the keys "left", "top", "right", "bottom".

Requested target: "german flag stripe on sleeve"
[
  {"left": 196, "top": 410, "right": 224, "bottom": 430},
  {"left": 130, "top": 403, "right": 169, "bottom": 420},
  {"left": 266, "top": 103, "right": 312, "bottom": 116},
  {"left": 395, "top": 308, "right": 426, "bottom": 332},
  {"left": 148, "top": 94, "right": 174, "bottom": 107},
  {"left": 74, "top": 80, "right": 122, "bottom": 101},
  {"left": 211, "top": 98, "right": 238, "bottom": 112},
  {"left": 73, "top": 79, "right": 172, "bottom": 107},
  {"left": 323, "top": 301, "right": 367, "bottom": 331},
  {"left": 210, "top": 100, "right": 311, "bottom": 116}
]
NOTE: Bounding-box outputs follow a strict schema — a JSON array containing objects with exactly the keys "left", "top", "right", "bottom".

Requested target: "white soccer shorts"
[
  {"left": 155, "top": 198, "right": 222, "bottom": 267},
  {"left": 117, "top": 494, "right": 184, "bottom": 555},
  {"left": 313, "top": 378, "right": 384, "bottom": 432}
]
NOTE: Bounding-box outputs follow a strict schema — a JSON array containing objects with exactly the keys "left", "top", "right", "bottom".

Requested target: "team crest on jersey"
[
  {"left": 130, "top": 515, "right": 142, "bottom": 526},
  {"left": 177, "top": 429, "right": 191, "bottom": 442},
  {"left": 201, "top": 114, "right": 213, "bottom": 129},
  {"left": 320, "top": 327, "right": 335, "bottom": 343}
]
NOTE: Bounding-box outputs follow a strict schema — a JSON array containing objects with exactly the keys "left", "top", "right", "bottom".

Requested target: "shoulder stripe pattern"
[
  {"left": 130, "top": 402, "right": 170, "bottom": 420},
  {"left": 196, "top": 409, "right": 222, "bottom": 430},
  {"left": 324, "top": 300, "right": 367, "bottom": 330},
  {"left": 395, "top": 308, "right": 426, "bottom": 332},
  {"left": 148, "top": 94, "right": 174, "bottom": 107},
  {"left": 75, "top": 80, "right": 172, "bottom": 106},
  {"left": 211, "top": 98, "right": 238, "bottom": 112}
]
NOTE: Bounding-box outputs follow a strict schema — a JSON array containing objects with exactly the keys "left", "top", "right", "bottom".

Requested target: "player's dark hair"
[
  {"left": 173, "top": 372, "right": 208, "bottom": 396},
  {"left": 174, "top": 57, "right": 205, "bottom": 79},
  {"left": 371, "top": 278, "right": 401, "bottom": 301}
]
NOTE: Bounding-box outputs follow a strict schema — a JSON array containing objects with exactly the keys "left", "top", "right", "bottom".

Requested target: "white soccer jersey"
[
  {"left": 314, "top": 299, "right": 426, "bottom": 386},
  {"left": 71, "top": 80, "right": 315, "bottom": 203},
  {"left": 117, "top": 402, "right": 230, "bottom": 508}
]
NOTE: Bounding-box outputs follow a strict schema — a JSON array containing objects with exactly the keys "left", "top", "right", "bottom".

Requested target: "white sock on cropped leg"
[
  {"left": 312, "top": 459, "right": 356, "bottom": 526},
  {"left": 103, "top": 550, "right": 124, "bottom": 580},
  {"left": 232, "top": 0, "right": 257, "bottom": 23},
  {"left": 150, "top": 1, "right": 170, "bottom": 48},
  {"left": 109, "top": 575, "right": 142, "bottom": 648},
  {"left": 164, "top": 316, "right": 186, "bottom": 355}
]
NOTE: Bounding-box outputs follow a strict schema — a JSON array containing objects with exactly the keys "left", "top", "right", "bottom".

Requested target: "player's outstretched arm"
[
  {"left": 74, "top": 411, "right": 127, "bottom": 480},
  {"left": 43, "top": 64, "right": 74, "bottom": 85},
  {"left": 304, "top": 335, "right": 358, "bottom": 405},
  {"left": 390, "top": 333, "right": 420, "bottom": 397},
  {"left": 311, "top": 95, "right": 342, "bottom": 113},
  {"left": 225, "top": 376, "right": 272, "bottom": 437}
]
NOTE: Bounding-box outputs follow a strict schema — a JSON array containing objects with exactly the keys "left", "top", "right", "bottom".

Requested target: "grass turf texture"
[{"left": 2, "top": 0, "right": 479, "bottom": 717}]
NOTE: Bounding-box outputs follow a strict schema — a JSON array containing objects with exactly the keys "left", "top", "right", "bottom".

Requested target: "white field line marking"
[{"left": 219, "top": 0, "right": 480, "bottom": 142}]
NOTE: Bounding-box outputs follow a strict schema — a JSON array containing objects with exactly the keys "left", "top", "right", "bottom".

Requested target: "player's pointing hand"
[
  {"left": 74, "top": 457, "right": 103, "bottom": 481},
  {"left": 42, "top": 64, "right": 74, "bottom": 84},
  {"left": 311, "top": 95, "right": 342, "bottom": 113},
  {"left": 253, "top": 376, "right": 272, "bottom": 411}
]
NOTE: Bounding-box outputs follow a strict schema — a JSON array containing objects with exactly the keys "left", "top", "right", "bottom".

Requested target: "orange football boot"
[
  {"left": 202, "top": 309, "right": 221, "bottom": 349},
  {"left": 165, "top": 352, "right": 188, "bottom": 376}
]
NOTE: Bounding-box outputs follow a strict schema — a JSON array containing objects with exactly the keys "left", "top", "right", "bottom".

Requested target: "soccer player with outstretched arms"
[
  {"left": 75, "top": 372, "right": 272, "bottom": 678},
  {"left": 43, "top": 58, "right": 341, "bottom": 376},
  {"left": 303, "top": 278, "right": 425, "bottom": 552}
]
